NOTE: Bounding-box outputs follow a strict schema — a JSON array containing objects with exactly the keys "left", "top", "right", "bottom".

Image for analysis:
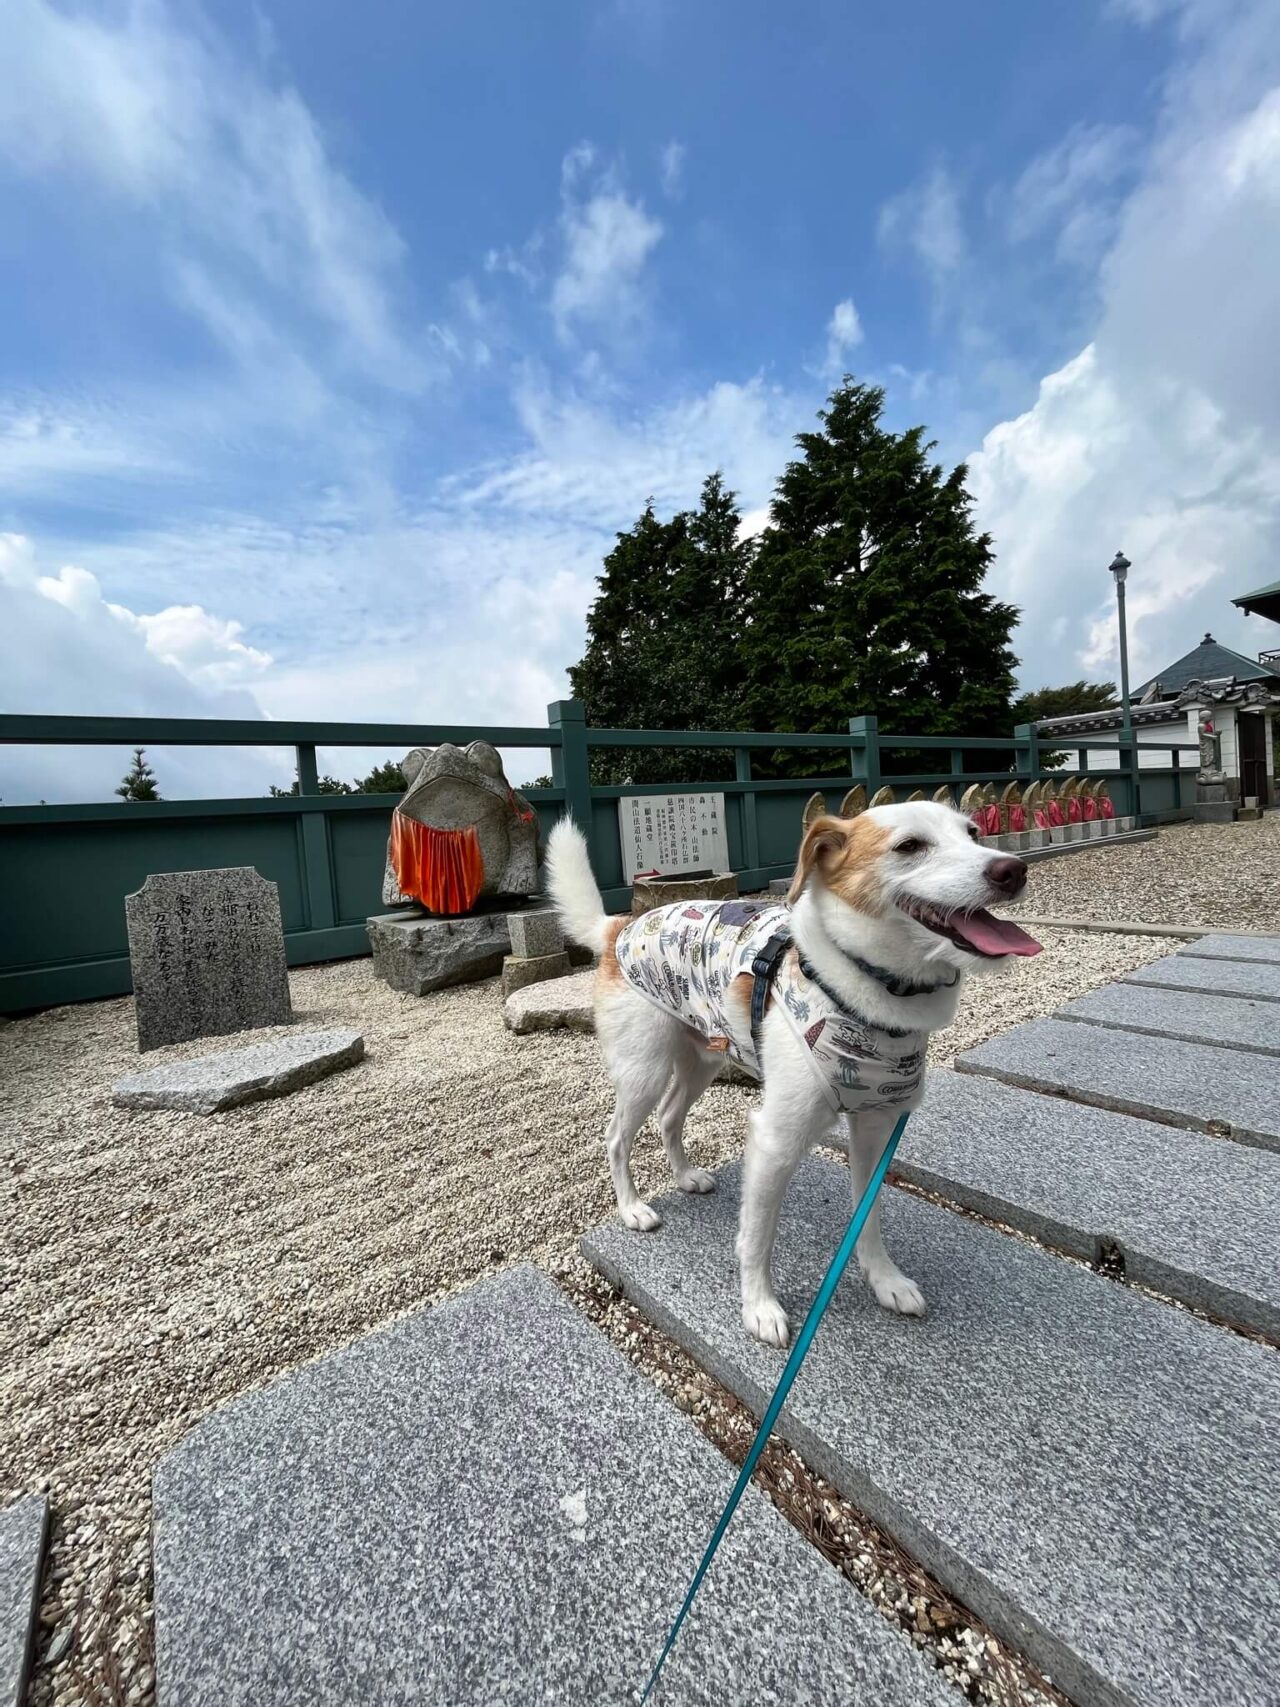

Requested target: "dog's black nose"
[{"left": 986, "top": 856, "right": 1027, "bottom": 898}]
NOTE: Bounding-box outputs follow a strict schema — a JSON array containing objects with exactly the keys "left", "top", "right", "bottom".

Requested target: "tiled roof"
[{"left": 1131, "top": 634, "right": 1280, "bottom": 699}]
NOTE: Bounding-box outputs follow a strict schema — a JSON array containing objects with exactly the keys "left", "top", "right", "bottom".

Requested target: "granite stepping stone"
[
  {"left": 896, "top": 1071, "right": 1280, "bottom": 1335},
  {"left": 583, "top": 1161, "right": 1280, "bottom": 1707},
  {"left": 1, "top": 1496, "right": 48, "bottom": 1707},
  {"left": 956, "top": 1017, "right": 1280, "bottom": 1151},
  {"left": 1056, "top": 981, "right": 1280, "bottom": 1058},
  {"left": 152, "top": 1264, "right": 952, "bottom": 1707},
  {"left": 503, "top": 967, "right": 596, "bottom": 1033},
  {"left": 1178, "top": 933, "right": 1280, "bottom": 965},
  {"left": 112, "top": 1029, "right": 364, "bottom": 1113},
  {"left": 1125, "top": 953, "right": 1280, "bottom": 1004}
]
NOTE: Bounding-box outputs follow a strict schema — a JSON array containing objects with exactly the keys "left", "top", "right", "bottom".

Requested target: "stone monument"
[
  {"left": 125, "top": 868, "right": 293, "bottom": 1052},
  {"left": 368, "top": 741, "right": 543, "bottom": 994},
  {"left": 382, "top": 741, "right": 538, "bottom": 913}
]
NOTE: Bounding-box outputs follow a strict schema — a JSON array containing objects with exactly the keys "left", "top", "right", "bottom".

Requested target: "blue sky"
[{"left": 3, "top": 0, "right": 1279, "bottom": 800}]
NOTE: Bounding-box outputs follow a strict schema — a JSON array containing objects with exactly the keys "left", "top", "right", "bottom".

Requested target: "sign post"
[{"left": 617, "top": 792, "right": 730, "bottom": 880}]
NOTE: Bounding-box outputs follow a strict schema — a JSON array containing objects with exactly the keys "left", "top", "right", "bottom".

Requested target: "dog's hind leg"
[
  {"left": 596, "top": 993, "right": 683, "bottom": 1233},
  {"left": 846, "top": 1107, "right": 926, "bottom": 1316},
  {"left": 656, "top": 1036, "right": 724, "bottom": 1195}
]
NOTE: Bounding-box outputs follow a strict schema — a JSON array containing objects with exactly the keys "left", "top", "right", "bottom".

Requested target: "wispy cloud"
[
  {"left": 823, "top": 298, "right": 864, "bottom": 375},
  {"left": 878, "top": 164, "right": 966, "bottom": 278},
  {"left": 659, "top": 140, "right": 686, "bottom": 199},
  {"left": 551, "top": 145, "right": 664, "bottom": 341},
  {"left": 1006, "top": 121, "right": 1140, "bottom": 264}
]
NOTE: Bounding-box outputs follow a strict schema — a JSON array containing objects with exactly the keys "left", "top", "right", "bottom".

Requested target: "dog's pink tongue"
[{"left": 954, "top": 910, "right": 1043, "bottom": 957}]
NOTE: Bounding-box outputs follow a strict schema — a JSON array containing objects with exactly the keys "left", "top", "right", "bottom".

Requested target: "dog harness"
[{"left": 614, "top": 899, "right": 927, "bottom": 1115}]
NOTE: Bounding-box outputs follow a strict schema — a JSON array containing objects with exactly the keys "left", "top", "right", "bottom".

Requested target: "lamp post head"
[{"left": 1109, "top": 549, "right": 1131, "bottom": 585}]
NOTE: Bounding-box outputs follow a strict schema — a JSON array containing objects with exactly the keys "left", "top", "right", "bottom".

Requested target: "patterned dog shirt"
[{"left": 614, "top": 900, "right": 926, "bottom": 1116}]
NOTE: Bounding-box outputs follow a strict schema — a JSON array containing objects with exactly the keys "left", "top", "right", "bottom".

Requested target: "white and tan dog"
[{"left": 546, "top": 803, "right": 1040, "bottom": 1346}]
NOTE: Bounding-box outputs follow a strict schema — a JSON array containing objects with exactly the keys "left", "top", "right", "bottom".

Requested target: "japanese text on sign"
[{"left": 617, "top": 792, "right": 730, "bottom": 879}]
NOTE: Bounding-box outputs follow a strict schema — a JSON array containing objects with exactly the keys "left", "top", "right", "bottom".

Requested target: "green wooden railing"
[{"left": 0, "top": 707, "right": 1196, "bottom": 1012}]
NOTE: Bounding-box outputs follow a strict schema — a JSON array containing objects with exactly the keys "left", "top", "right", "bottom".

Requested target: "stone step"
[
  {"left": 1178, "top": 932, "right": 1280, "bottom": 965},
  {"left": 955, "top": 1017, "right": 1280, "bottom": 1151},
  {"left": 1056, "top": 981, "right": 1280, "bottom": 1058},
  {"left": 0, "top": 1495, "right": 47, "bottom": 1707},
  {"left": 153, "top": 1264, "right": 952, "bottom": 1707},
  {"left": 1125, "top": 952, "right": 1280, "bottom": 1003},
  {"left": 896, "top": 1071, "right": 1280, "bottom": 1335},
  {"left": 582, "top": 1162, "right": 1279, "bottom": 1707},
  {"left": 112, "top": 1029, "right": 365, "bottom": 1113}
]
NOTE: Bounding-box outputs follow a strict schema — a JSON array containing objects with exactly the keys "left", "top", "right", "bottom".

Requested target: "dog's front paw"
[
  {"left": 742, "top": 1296, "right": 790, "bottom": 1347},
  {"left": 867, "top": 1269, "right": 926, "bottom": 1316},
  {"left": 676, "top": 1166, "right": 716, "bottom": 1195},
  {"left": 619, "top": 1200, "right": 663, "bottom": 1233}
]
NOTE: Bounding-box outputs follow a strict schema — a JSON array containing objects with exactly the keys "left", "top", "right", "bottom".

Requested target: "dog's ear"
[{"left": 787, "top": 814, "right": 848, "bottom": 903}]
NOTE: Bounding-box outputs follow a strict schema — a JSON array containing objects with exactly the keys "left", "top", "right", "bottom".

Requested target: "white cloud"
[
  {"left": 1006, "top": 121, "right": 1140, "bottom": 263},
  {"left": 552, "top": 149, "right": 663, "bottom": 340},
  {"left": 659, "top": 141, "right": 686, "bottom": 199},
  {"left": 878, "top": 164, "right": 966, "bottom": 277},
  {"left": 970, "top": 0, "right": 1280, "bottom": 690},
  {"left": 0, "top": 535, "right": 282, "bottom": 802},
  {"left": 824, "top": 298, "right": 864, "bottom": 375},
  {"left": 1, "top": 0, "right": 424, "bottom": 391}
]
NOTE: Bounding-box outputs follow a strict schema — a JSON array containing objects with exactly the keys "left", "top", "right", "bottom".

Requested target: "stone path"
[
  {"left": 1178, "top": 932, "right": 1280, "bottom": 964},
  {"left": 112, "top": 1029, "right": 365, "bottom": 1112},
  {"left": 896, "top": 1070, "right": 1280, "bottom": 1334},
  {"left": 1125, "top": 951, "right": 1280, "bottom": 1002},
  {"left": 153, "top": 1265, "right": 951, "bottom": 1706},
  {"left": 956, "top": 1017, "right": 1280, "bottom": 1149},
  {"left": 1056, "top": 980, "right": 1280, "bottom": 1056},
  {"left": 0, "top": 1495, "right": 47, "bottom": 1707},
  {"left": 583, "top": 1162, "right": 1279, "bottom": 1707}
]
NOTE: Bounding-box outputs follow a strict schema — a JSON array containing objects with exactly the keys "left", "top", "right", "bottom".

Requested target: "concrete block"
[
  {"left": 583, "top": 1161, "right": 1280, "bottom": 1707},
  {"left": 1195, "top": 803, "right": 1236, "bottom": 824},
  {"left": 1058, "top": 981, "right": 1280, "bottom": 1058},
  {"left": 507, "top": 909, "right": 563, "bottom": 960},
  {"left": 500, "top": 950, "right": 572, "bottom": 998},
  {"left": 113, "top": 1030, "right": 365, "bottom": 1114},
  {"left": 956, "top": 1017, "right": 1280, "bottom": 1151},
  {"left": 1126, "top": 952, "right": 1280, "bottom": 1003},
  {"left": 0, "top": 1496, "right": 47, "bottom": 1707},
  {"left": 1179, "top": 933, "right": 1280, "bottom": 965},
  {"left": 898, "top": 1071, "right": 1280, "bottom": 1335},
  {"left": 152, "top": 1265, "right": 952, "bottom": 1707},
  {"left": 367, "top": 910, "right": 509, "bottom": 994}
]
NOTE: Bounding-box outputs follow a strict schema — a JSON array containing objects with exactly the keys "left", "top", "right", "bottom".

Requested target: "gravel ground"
[
  {"left": 1007, "top": 814, "right": 1280, "bottom": 930},
  {"left": 2, "top": 923, "right": 1175, "bottom": 1705}
]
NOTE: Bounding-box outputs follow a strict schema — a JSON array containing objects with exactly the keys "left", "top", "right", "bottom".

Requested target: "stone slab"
[
  {"left": 126, "top": 867, "right": 292, "bottom": 1051},
  {"left": 1057, "top": 980, "right": 1280, "bottom": 1057},
  {"left": 1179, "top": 932, "right": 1280, "bottom": 965},
  {"left": 1126, "top": 952, "right": 1280, "bottom": 1003},
  {"left": 507, "top": 908, "right": 564, "bottom": 960},
  {"left": 500, "top": 949, "right": 572, "bottom": 997},
  {"left": 0, "top": 1496, "right": 47, "bottom": 1707},
  {"left": 112, "top": 1029, "right": 364, "bottom": 1114},
  {"left": 152, "top": 1264, "right": 951, "bottom": 1707},
  {"left": 583, "top": 1162, "right": 1280, "bottom": 1707},
  {"left": 367, "top": 909, "right": 510, "bottom": 994},
  {"left": 956, "top": 1016, "right": 1280, "bottom": 1151},
  {"left": 897, "top": 1071, "right": 1280, "bottom": 1334},
  {"left": 503, "top": 968, "right": 596, "bottom": 1033}
]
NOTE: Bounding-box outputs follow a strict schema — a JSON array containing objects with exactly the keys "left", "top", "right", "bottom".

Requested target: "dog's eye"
[
  {"left": 966, "top": 823, "right": 980, "bottom": 841},
  {"left": 895, "top": 837, "right": 927, "bottom": 856}
]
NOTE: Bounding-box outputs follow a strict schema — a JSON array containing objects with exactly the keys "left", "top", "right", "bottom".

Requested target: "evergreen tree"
[
  {"left": 115, "top": 747, "right": 161, "bottom": 801},
  {"left": 568, "top": 473, "right": 753, "bottom": 782},
  {"left": 742, "top": 381, "right": 1019, "bottom": 773},
  {"left": 1010, "top": 680, "right": 1117, "bottom": 724},
  {"left": 355, "top": 759, "right": 407, "bottom": 793},
  {"left": 268, "top": 774, "right": 353, "bottom": 797}
]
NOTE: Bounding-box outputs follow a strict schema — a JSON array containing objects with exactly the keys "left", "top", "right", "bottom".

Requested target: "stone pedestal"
[
  {"left": 631, "top": 873, "right": 738, "bottom": 917},
  {"left": 501, "top": 951, "right": 572, "bottom": 998},
  {"left": 367, "top": 911, "right": 511, "bottom": 994}
]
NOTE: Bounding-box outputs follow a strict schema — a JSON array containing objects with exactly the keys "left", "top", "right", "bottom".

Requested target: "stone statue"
[{"left": 383, "top": 741, "right": 539, "bottom": 914}]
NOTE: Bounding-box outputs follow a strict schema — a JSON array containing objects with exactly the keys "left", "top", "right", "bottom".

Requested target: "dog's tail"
[{"left": 544, "top": 818, "right": 611, "bottom": 956}]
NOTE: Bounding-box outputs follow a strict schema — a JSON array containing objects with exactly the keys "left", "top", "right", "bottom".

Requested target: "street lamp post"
[{"left": 1109, "top": 549, "right": 1135, "bottom": 818}]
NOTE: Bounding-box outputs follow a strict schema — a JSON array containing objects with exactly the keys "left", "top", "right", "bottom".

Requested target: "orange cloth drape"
[{"left": 391, "top": 812, "right": 485, "bottom": 914}]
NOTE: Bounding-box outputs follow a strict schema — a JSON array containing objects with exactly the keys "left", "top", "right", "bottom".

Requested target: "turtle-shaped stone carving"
[{"left": 382, "top": 741, "right": 539, "bottom": 914}]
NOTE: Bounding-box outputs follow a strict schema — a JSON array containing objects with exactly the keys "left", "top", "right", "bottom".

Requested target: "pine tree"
[
  {"left": 742, "top": 381, "right": 1019, "bottom": 773},
  {"left": 115, "top": 747, "right": 161, "bottom": 801},
  {"left": 568, "top": 473, "right": 753, "bottom": 782}
]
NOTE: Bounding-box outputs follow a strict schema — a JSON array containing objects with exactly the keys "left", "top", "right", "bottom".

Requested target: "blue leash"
[{"left": 639, "top": 1110, "right": 911, "bottom": 1702}]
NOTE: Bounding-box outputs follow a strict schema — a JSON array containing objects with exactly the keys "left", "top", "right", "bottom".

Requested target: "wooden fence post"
[
  {"left": 294, "top": 740, "right": 336, "bottom": 931},
  {"left": 737, "top": 746, "right": 761, "bottom": 871},
  {"left": 1013, "top": 722, "right": 1040, "bottom": 787},
  {"left": 547, "top": 700, "right": 593, "bottom": 833},
  {"left": 848, "top": 715, "right": 880, "bottom": 797}
]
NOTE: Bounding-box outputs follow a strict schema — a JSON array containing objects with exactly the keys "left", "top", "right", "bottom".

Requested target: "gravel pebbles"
[
  {"left": 2, "top": 921, "right": 1174, "bottom": 1705},
  {"left": 1007, "top": 815, "right": 1280, "bottom": 931}
]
